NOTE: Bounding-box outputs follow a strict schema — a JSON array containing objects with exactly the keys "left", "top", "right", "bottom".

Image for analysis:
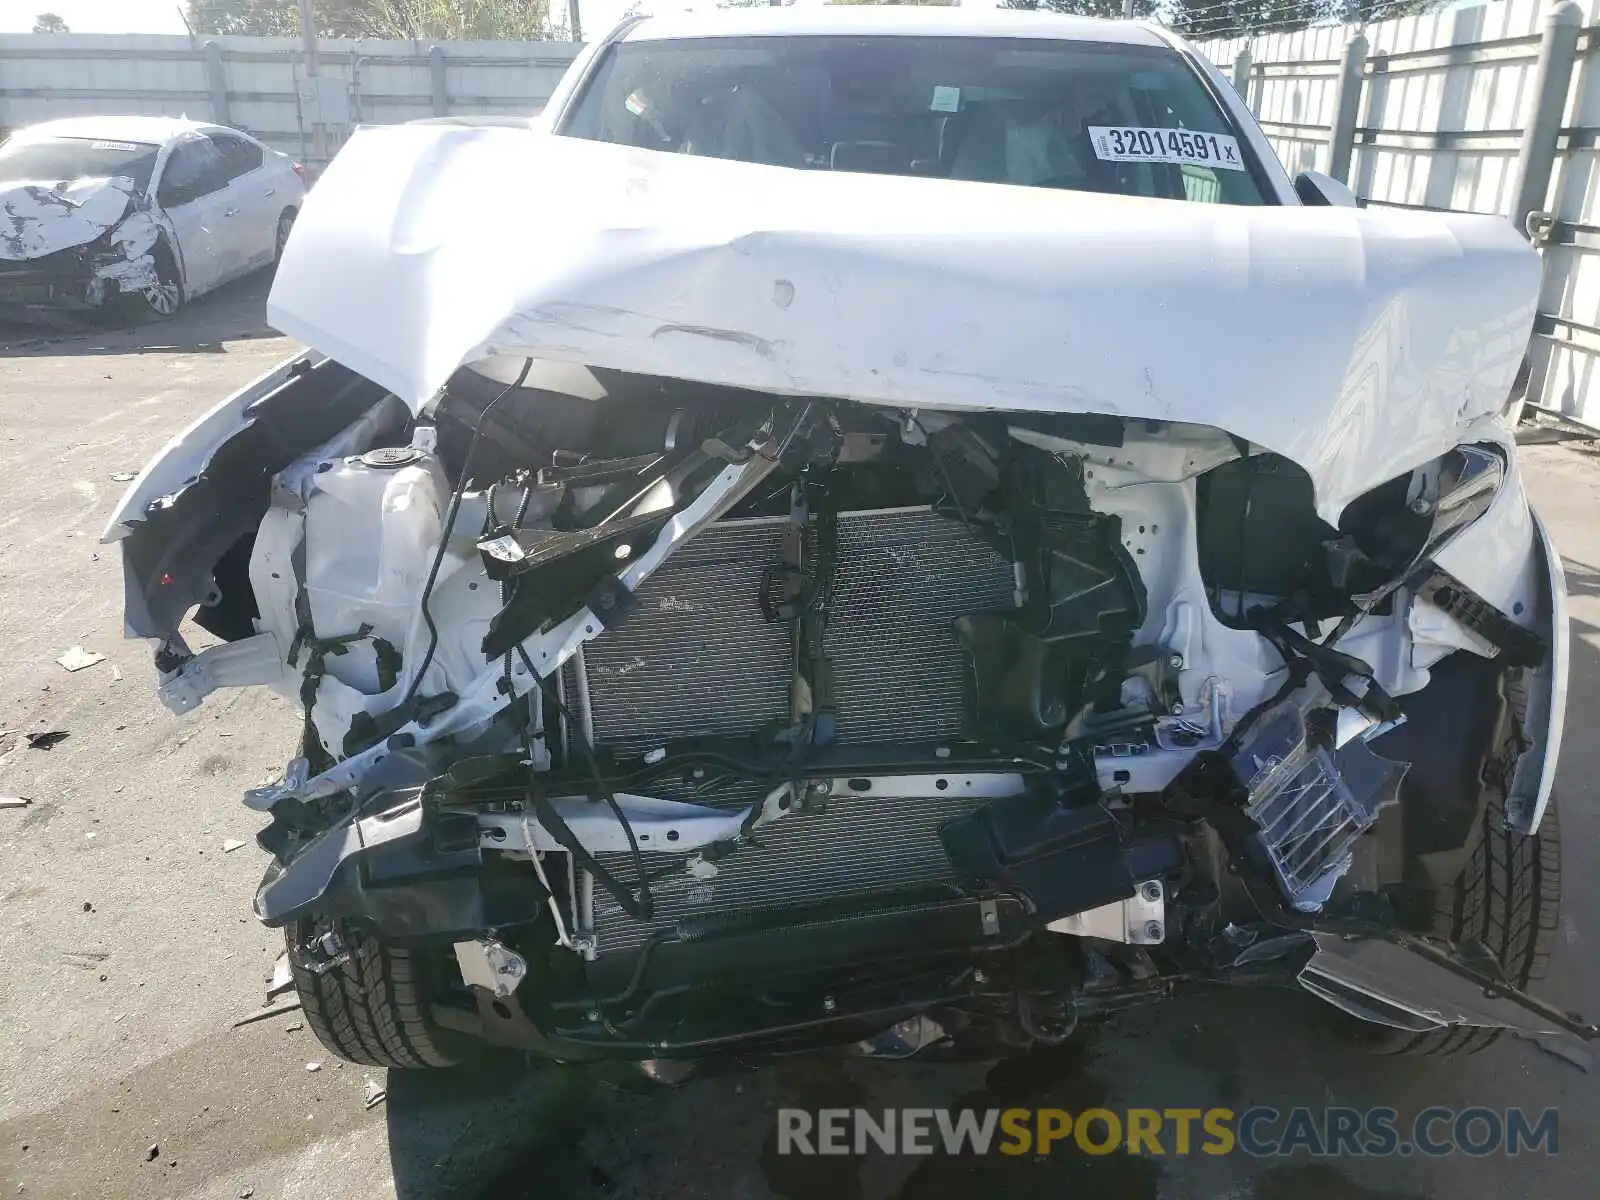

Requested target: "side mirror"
[{"left": 1294, "top": 171, "right": 1357, "bottom": 208}]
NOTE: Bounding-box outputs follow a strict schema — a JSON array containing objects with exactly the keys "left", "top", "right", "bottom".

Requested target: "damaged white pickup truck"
[{"left": 106, "top": 10, "right": 1588, "bottom": 1068}]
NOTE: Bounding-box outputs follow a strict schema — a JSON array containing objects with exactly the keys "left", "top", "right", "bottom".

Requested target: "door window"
[
  {"left": 211, "top": 133, "right": 264, "bottom": 182},
  {"left": 156, "top": 136, "right": 230, "bottom": 207}
]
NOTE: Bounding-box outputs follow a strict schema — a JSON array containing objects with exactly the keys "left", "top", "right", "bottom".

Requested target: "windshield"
[
  {"left": 0, "top": 136, "right": 160, "bottom": 191},
  {"left": 561, "top": 35, "right": 1267, "bottom": 205}
]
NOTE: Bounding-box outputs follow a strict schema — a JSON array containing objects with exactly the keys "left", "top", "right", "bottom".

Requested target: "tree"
[
  {"left": 1173, "top": 0, "right": 1319, "bottom": 40},
  {"left": 1001, "top": 0, "right": 1158, "bottom": 18},
  {"left": 1170, "top": 0, "right": 1447, "bottom": 40},
  {"left": 187, "top": 0, "right": 554, "bottom": 41},
  {"left": 32, "top": 12, "right": 69, "bottom": 32},
  {"left": 186, "top": 0, "right": 298, "bottom": 35}
]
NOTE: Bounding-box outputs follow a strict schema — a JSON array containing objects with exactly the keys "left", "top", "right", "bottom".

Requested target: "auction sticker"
[{"left": 1087, "top": 126, "right": 1247, "bottom": 171}]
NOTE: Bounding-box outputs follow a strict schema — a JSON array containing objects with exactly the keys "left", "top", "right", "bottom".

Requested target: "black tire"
[
  {"left": 118, "top": 238, "right": 183, "bottom": 322},
  {"left": 273, "top": 207, "right": 297, "bottom": 265},
  {"left": 1355, "top": 791, "right": 1562, "bottom": 1056},
  {"left": 289, "top": 919, "right": 464, "bottom": 1069}
]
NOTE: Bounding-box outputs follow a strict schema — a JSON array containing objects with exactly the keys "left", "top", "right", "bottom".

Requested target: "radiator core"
[{"left": 575, "top": 506, "right": 1019, "bottom": 955}]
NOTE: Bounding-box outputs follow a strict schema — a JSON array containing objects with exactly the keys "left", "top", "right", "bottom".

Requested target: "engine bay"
[{"left": 108, "top": 352, "right": 1588, "bottom": 1059}]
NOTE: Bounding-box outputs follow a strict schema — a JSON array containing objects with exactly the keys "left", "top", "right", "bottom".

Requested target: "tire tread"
[
  {"left": 289, "top": 922, "right": 459, "bottom": 1069},
  {"left": 1373, "top": 791, "right": 1561, "bottom": 1057}
]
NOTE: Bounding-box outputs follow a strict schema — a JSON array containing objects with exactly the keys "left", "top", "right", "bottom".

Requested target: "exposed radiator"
[
  {"left": 590, "top": 789, "right": 1001, "bottom": 954},
  {"left": 579, "top": 517, "right": 792, "bottom": 752},
  {"left": 576, "top": 505, "right": 1021, "bottom": 955},
  {"left": 579, "top": 507, "right": 1018, "bottom": 751},
  {"left": 825, "top": 508, "right": 1020, "bottom": 742}
]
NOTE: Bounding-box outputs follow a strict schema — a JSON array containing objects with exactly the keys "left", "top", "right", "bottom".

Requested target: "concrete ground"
[{"left": 0, "top": 280, "right": 1595, "bottom": 1200}]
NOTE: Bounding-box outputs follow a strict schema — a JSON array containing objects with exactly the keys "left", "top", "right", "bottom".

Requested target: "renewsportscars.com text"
[{"left": 776, "top": 1106, "right": 1559, "bottom": 1158}]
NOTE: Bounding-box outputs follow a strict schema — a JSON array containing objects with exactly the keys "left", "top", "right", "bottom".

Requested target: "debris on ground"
[
  {"left": 222, "top": 838, "right": 247, "bottom": 853},
  {"left": 238, "top": 1188, "right": 255, "bottom": 1199},
  {"left": 82, "top": 902, "right": 93, "bottom": 912},
  {"left": 145, "top": 1144, "right": 159, "bottom": 1162},
  {"left": 362, "top": 1078, "right": 387, "bottom": 1110},
  {"left": 231, "top": 1000, "right": 303, "bottom": 1029},
  {"left": 265, "top": 952, "right": 293, "bottom": 1001},
  {"left": 0, "top": 796, "right": 30, "bottom": 810},
  {"left": 285, "top": 1021, "right": 304, "bottom": 1032},
  {"left": 26, "top": 731, "right": 68, "bottom": 751},
  {"left": 56, "top": 646, "right": 105, "bottom": 672},
  {"left": 304, "top": 1061, "right": 322, "bottom": 1073},
  {"left": 111, "top": 664, "right": 122, "bottom": 682},
  {"left": 110, "top": 471, "right": 137, "bottom": 482}
]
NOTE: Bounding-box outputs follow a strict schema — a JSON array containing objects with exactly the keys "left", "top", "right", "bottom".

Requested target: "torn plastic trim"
[
  {"left": 255, "top": 426, "right": 789, "bottom": 807},
  {"left": 103, "top": 350, "right": 326, "bottom": 545},
  {"left": 1299, "top": 931, "right": 1597, "bottom": 1057},
  {"left": 109, "top": 355, "right": 391, "bottom": 672},
  {"left": 1506, "top": 511, "right": 1567, "bottom": 834}
]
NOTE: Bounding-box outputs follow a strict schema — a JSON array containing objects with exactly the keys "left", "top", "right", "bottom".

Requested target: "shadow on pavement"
[
  {"left": 0, "top": 271, "right": 276, "bottom": 358},
  {"left": 386, "top": 1055, "right": 654, "bottom": 1200}
]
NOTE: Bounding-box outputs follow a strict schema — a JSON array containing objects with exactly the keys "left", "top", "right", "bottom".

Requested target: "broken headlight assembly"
[{"left": 1334, "top": 443, "right": 1507, "bottom": 589}]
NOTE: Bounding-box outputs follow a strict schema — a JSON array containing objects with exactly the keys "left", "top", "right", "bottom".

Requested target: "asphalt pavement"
[{"left": 0, "top": 279, "right": 1595, "bottom": 1199}]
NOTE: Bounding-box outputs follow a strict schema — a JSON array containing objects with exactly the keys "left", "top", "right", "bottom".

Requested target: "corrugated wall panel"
[{"left": 0, "top": 33, "right": 580, "bottom": 148}]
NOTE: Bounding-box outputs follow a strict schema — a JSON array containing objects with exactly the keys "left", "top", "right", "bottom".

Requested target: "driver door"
[{"left": 153, "top": 134, "right": 232, "bottom": 299}]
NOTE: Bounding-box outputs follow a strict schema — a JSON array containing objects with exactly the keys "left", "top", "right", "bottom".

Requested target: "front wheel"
[
  {"left": 1353, "top": 792, "right": 1562, "bottom": 1056},
  {"left": 289, "top": 919, "right": 465, "bottom": 1069},
  {"left": 273, "top": 207, "right": 297, "bottom": 266},
  {"left": 119, "top": 239, "right": 183, "bottom": 322}
]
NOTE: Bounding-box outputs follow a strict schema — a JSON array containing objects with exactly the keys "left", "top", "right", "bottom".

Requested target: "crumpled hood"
[
  {"left": 0, "top": 175, "right": 136, "bottom": 261},
  {"left": 267, "top": 125, "right": 1541, "bottom": 515}
]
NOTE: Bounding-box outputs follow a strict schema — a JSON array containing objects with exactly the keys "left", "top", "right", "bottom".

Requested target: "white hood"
[
  {"left": 267, "top": 125, "right": 1540, "bottom": 515},
  {"left": 0, "top": 175, "right": 136, "bottom": 260}
]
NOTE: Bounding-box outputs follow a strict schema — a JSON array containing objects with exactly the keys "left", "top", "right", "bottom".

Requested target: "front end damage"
[
  {"left": 105, "top": 364, "right": 1587, "bottom": 1061},
  {"left": 103, "top": 127, "right": 1587, "bottom": 1061},
  {"left": 0, "top": 177, "right": 165, "bottom": 315}
]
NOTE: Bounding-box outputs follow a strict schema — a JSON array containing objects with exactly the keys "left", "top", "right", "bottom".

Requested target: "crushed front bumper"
[{"left": 0, "top": 249, "right": 99, "bottom": 312}]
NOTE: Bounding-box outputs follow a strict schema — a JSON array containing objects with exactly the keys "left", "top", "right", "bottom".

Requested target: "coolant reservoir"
[{"left": 302, "top": 446, "right": 448, "bottom": 695}]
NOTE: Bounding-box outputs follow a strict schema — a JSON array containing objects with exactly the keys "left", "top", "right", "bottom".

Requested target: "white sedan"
[{"left": 0, "top": 114, "right": 306, "bottom": 319}]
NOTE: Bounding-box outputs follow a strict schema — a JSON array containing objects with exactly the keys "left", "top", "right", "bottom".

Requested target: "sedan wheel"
[
  {"left": 143, "top": 276, "right": 182, "bottom": 317},
  {"left": 119, "top": 240, "right": 184, "bottom": 323},
  {"left": 274, "top": 209, "right": 296, "bottom": 263}
]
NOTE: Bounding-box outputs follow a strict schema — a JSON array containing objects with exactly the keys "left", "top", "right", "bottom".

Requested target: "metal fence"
[
  {"left": 1197, "top": 0, "right": 1600, "bottom": 429},
  {"left": 0, "top": 33, "right": 582, "bottom": 168}
]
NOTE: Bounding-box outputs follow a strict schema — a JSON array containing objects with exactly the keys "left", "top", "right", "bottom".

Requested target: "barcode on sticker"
[{"left": 1087, "top": 126, "right": 1246, "bottom": 172}]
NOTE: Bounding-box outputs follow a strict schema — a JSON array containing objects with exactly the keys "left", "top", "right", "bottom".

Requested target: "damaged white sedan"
[
  {"left": 107, "top": 9, "right": 1587, "bottom": 1069},
  {"left": 0, "top": 116, "right": 304, "bottom": 320}
]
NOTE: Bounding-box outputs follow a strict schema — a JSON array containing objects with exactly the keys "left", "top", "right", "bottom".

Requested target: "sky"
[
  {"left": 0, "top": 0, "right": 642, "bottom": 37},
  {"left": 0, "top": 0, "right": 1495, "bottom": 35}
]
